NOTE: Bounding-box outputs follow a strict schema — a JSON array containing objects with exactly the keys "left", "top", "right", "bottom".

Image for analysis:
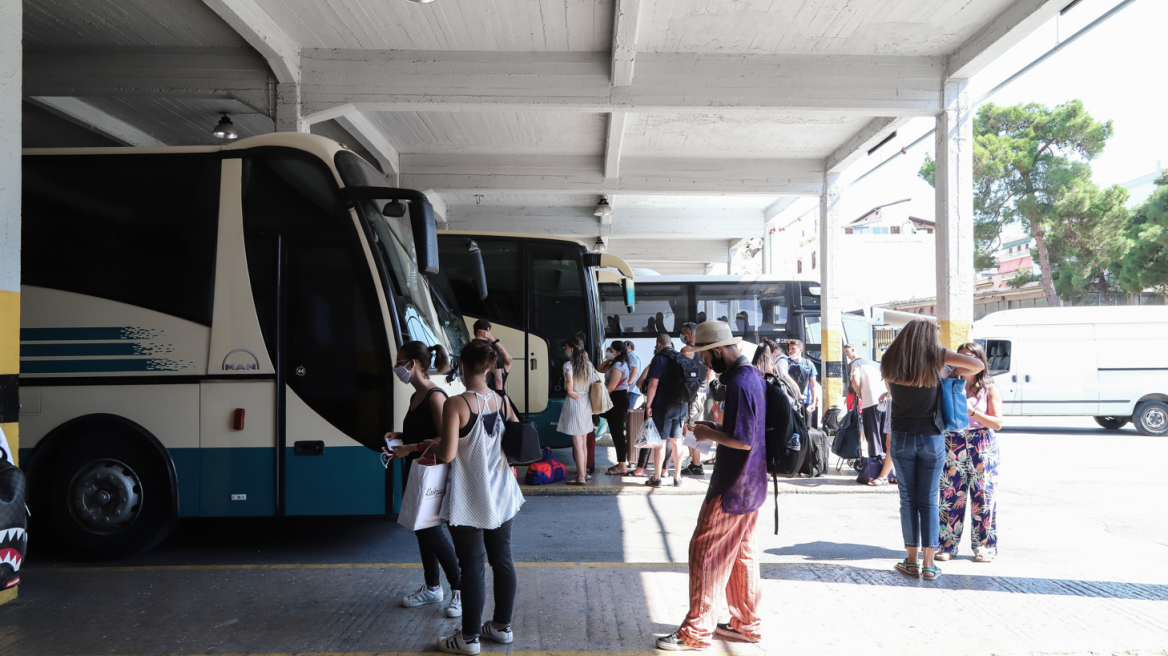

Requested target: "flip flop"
[
  {"left": 566, "top": 479, "right": 587, "bottom": 486},
  {"left": 606, "top": 466, "right": 630, "bottom": 476}
]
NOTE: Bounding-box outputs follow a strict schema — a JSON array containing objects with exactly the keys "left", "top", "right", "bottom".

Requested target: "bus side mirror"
[
  {"left": 466, "top": 239, "right": 489, "bottom": 301},
  {"left": 409, "top": 199, "right": 439, "bottom": 275},
  {"left": 622, "top": 278, "right": 635, "bottom": 313}
]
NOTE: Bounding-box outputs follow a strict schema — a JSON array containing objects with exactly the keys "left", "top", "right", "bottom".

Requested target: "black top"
[
  {"left": 457, "top": 393, "right": 503, "bottom": 437},
  {"left": 402, "top": 387, "right": 448, "bottom": 449},
  {"left": 887, "top": 348, "right": 947, "bottom": 436},
  {"left": 485, "top": 343, "right": 509, "bottom": 390}
]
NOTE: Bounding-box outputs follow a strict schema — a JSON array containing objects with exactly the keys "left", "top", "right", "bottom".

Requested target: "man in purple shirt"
[{"left": 656, "top": 321, "right": 766, "bottom": 651}]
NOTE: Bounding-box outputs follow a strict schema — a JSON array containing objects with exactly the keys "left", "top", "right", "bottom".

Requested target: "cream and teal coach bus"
[{"left": 19, "top": 134, "right": 468, "bottom": 557}]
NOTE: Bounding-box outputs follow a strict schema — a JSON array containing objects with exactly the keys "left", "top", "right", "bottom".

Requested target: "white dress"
[
  {"left": 440, "top": 392, "right": 524, "bottom": 530},
  {"left": 556, "top": 362, "right": 595, "bottom": 435}
]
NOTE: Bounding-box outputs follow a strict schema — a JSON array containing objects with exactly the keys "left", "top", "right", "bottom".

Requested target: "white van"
[{"left": 970, "top": 307, "right": 1168, "bottom": 435}]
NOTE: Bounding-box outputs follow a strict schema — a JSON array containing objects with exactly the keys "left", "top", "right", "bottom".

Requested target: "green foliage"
[
  {"left": 919, "top": 100, "right": 1127, "bottom": 303},
  {"left": 1007, "top": 268, "right": 1039, "bottom": 289},
  {"left": 1117, "top": 173, "right": 1168, "bottom": 294}
]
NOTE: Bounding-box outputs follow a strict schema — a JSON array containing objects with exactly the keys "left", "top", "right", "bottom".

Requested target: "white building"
[{"left": 768, "top": 198, "right": 936, "bottom": 307}]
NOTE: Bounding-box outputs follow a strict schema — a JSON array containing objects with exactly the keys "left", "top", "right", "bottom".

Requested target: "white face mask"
[{"left": 393, "top": 363, "right": 412, "bottom": 384}]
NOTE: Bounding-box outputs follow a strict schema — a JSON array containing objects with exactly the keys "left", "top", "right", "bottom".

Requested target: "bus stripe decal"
[
  {"left": 19, "top": 327, "right": 162, "bottom": 341},
  {"left": 20, "top": 359, "right": 190, "bottom": 374},
  {"left": 20, "top": 343, "right": 166, "bottom": 357}
]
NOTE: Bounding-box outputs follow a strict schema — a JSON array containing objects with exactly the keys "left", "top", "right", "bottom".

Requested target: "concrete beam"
[
  {"left": 201, "top": 0, "right": 300, "bottom": 84},
  {"left": 300, "top": 50, "right": 945, "bottom": 118},
  {"left": 23, "top": 47, "right": 272, "bottom": 116},
  {"left": 607, "top": 238, "right": 730, "bottom": 263},
  {"left": 334, "top": 111, "right": 400, "bottom": 181},
  {"left": 445, "top": 205, "right": 763, "bottom": 239},
  {"left": 824, "top": 116, "right": 912, "bottom": 174},
  {"left": 946, "top": 0, "right": 1064, "bottom": 80},
  {"left": 611, "top": 0, "right": 642, "bottom": 86},
  {"left": 29, "top": 97, "right": 165, "bottom": 147},
  {"left": 399, "top": 154, "right": 823, "bottom": 195},
  {"left": 604, "top": 111, "right": 627, "bottom": 180},
  {"left": 764, "top": 197, "right": 800, "bottom": 223}
]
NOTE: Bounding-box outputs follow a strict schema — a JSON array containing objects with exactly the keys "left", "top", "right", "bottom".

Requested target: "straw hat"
[{"left": 690, "top": 320, "right": 741, "bottom": 352}]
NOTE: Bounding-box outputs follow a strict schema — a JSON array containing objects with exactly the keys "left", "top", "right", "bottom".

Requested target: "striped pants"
[{"left": 675, "top": 495, "right": 762, "bottom": 647}]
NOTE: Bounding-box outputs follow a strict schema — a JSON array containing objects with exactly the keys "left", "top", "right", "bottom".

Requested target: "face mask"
[{"left": 393, "top": 364, "right": 412, "bottom": 384}]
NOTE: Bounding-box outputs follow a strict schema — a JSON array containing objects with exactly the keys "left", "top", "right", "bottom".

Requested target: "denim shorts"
[{"left": 652, "top": 403, "right": 686, "bottom": 439}]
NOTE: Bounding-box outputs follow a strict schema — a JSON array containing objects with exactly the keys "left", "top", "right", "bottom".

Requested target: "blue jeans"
[{"left": 890, "top": 432, "right": 945, "bottom": 549}]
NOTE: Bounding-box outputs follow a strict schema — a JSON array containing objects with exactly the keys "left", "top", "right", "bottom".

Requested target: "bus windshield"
[{"left": 335, "top": 152, "right": 468, "bottom": 356}]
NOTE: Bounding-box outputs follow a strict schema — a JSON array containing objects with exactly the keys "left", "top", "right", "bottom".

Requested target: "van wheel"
[
  {"left": 28, "top": 417, "right": 177, "bottom": 559},
  {"left": 1133, "top": 401, "right": 1168, "bottom": 437},
  {"left": 1094, "top": 416, "right": 1129, "bottom": 430}
]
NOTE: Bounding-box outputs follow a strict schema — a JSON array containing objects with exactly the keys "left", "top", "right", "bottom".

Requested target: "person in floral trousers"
[{"left": 939, "top": 342, "right": 1003, "bottom": 563}]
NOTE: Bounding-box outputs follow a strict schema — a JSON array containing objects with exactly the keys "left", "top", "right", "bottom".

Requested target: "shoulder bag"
[
  {"left": 936, "top": 370, "right": 970, "bottom": 433},
  {"left": 591, "top": 370, "right": 614, "bottom": 414}
]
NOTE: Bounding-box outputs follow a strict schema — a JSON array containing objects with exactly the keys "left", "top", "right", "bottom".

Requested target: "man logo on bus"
[{"left": 222, "top": 349, "right": 260, "bottom": 371}]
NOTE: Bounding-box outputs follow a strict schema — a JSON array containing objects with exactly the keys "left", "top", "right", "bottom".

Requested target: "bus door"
[
  {"left": 281, "top": 235, "right": 393, "bottom": 516},
  {"left": 459, "top": 318, "right": 549, "bottom": 415}
]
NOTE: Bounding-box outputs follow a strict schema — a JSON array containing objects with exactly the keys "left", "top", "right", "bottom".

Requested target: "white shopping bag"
[
  {"left": 397, "top": 459, "right": 449, "bottom": 531},
  {"left": 682, "top": 427, "right": 713, "bottom": 456}
]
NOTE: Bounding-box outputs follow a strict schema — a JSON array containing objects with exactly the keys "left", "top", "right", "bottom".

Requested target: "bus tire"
[
  {"left": 1093, "top": 416, "right": 1129, "bottom": 430},
  {"left": 1133, "top": 401, "right": 1168, "bottom": 437},
  {"left": 27, "top": 414, "right": 178, "bottom": 560}
]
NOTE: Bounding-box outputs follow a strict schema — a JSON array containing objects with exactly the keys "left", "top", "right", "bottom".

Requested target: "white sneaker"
[
  {"left": 437, "top": 631, "right": 480, "bottom": 655},
  {"left": 401, "top": 584, "right": 443, "bottom": 608},
  {"left": 446, "top": 590, "right": 462, "bottom": 618},
  {"left": 481, "top": 621, "right": 514, "bottom": 644}
]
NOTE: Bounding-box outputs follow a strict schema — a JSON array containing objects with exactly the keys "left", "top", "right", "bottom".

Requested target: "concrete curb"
[{"left": 519, "top": 479, "right": 899, "bottom": 496}]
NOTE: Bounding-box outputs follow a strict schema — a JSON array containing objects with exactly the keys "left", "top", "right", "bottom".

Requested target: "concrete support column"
[
  {"left": 275, "top": 82, "right": 307, "bottom": 133},
  {"left": 0, "top": 0, "right": 21, "bottom": 606},
  {"left": 819, "top": 171, "right": 844, "bottom": 412},
  {"left": 935, "top": 79, "right": 975, "bottom": 350}
]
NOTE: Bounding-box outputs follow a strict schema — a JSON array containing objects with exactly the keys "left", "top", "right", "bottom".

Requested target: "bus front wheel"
[
  {"left": 1094, "top": 416, "right": 1129, "bottom": 430},
  {"left": 29, "top": 415, "right": 177, "bottom": 559}
]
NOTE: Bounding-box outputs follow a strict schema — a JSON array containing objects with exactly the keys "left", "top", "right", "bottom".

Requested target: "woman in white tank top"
[{"left": 434, "top": 339, "right": 523, "bottom": 655}]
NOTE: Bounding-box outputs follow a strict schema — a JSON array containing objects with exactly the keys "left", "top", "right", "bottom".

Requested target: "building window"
[
  {"left": 812, "top": 252, "right": 817, "bottom": 269},
  {"left": 845, "top": 227, "right": 853, "bottom": 234},
  {"left": 797, "top": 259, "right": 803, "bottom": 274},
  {"left": 891, "top": 226, "right": 901, "bottom": 234}
]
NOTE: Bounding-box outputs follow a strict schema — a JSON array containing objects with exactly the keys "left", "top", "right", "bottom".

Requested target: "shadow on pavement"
[
  {"left": 765, "top": 542, "right": 906, "bottom": 561},
  {"left": 761, "top": 562, "right": 1168, "bottom": 601}
]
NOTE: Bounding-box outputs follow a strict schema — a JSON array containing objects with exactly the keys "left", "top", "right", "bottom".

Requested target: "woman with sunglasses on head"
[
  {"left": 383, "top": 341, "right": 461, "bottom": 618},
  {"left": 881, "top": 319, "right": 984, "bottom": 581},
  {"left": 937, "top": 341, "right": 1003, "bottom": 563},
  {"left": 556, "top": 335, "right": 596, "bottom": 485},
  {"left": 434, "top": 339, "right": 523, "bottom": 655}
]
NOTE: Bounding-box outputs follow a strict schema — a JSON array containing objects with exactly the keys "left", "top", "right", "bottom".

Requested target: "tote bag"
[
  {"left": 591, "top": 372, "right": 614, "bottom": 414},
  {"left": 937, "top": 373, "right": 970, "bottom": 433},
  {"left": 397, "top": 456, "right": 448, "bottom": 532}
]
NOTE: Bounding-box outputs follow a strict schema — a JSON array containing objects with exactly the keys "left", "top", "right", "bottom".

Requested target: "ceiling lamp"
[
  {"left": 212, "top": 113, "right": 239, "bottom": 140},
  {"left": 593, "top": 196, "right": 613, "bottom": 217},
  {"left": 593, "top": 237, "right": 607, "bottom": 253}
]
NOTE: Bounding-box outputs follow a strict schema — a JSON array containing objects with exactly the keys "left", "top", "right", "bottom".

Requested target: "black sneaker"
[
  {"left": 685, "top": 464, "right": 705, "bottom": 476},
  {"left": 656, "top": 633, "right": 700, "bottom": 651},
  {"left": 715, "top": 623, "right": 760, "bottom": 643},
  {"left": 644, "top": 477, "right": 663, "bottom": 488}
]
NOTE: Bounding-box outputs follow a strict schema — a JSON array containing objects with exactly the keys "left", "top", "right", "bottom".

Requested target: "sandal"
[
  {"left": 566, "top": 479, "right": 586, "bottom": 486},
  {"left": 922, "top": 566, "right": 942, "bottom": 581},
  {"left": 606, "top": 465, "right": 630, "bottom": 476},
  {"left": 868, "top": 477, "right": 889, "bottom": 487},
  {"left": 896, "top": 559, "right": 920, "bottom": 577}
]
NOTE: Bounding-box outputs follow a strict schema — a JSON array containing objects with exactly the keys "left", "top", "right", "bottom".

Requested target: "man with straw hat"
[{"left": 656, "top": 321, "right": 766, "bottom": 651}]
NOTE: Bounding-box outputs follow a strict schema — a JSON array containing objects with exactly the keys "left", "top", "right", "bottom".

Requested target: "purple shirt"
[{"left": 706, "top": 360, "right": 768, "bottom": 515}]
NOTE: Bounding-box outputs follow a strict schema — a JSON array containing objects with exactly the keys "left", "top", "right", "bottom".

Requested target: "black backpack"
[
  {"left": 763, "top": 374, "right": 811, "bottom": 535},
  {"left": 787, "top": 360, "right": 811, "bottom": 394},
  {"left": 664, "top": 351, "right": 704, "bottom": 405}
]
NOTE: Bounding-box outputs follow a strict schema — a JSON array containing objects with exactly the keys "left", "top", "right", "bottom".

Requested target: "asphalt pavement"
[{"left": 4, "top": 417, "right": 1167, "bottom": 656}]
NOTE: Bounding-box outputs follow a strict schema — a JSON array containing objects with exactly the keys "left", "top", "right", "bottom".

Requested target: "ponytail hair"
[
  {"left": 565, "top": 334, "right": 593, "bottom": 386},
  {"left": 399, "top": 340, "right": 450, "bottom": 375}
]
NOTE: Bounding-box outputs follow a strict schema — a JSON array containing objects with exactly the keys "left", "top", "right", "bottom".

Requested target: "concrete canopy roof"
[{"left": 22, "top": 0, "right": 1067, "bottom": 268}]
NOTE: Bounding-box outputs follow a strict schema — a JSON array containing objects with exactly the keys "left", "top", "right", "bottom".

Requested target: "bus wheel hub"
[
  {"left": 69, "top": 460, "right": 142, "bottom": 534},
  {"left": 1145, "top": 407, "right": 1167, "bottom": 431}
]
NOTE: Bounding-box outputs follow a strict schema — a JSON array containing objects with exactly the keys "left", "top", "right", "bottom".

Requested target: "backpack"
[
  {"left": 763, "top": 373, "right": 812, "bottom": 535},
  {"left": 663, "top": 351, "right": 704, "bottom": 405},
  {"left": 524, "top": 448, "right": 566, "bottom": 485},
  {"left": 787, "top": 359, "right": 812, "bottom": 395}
]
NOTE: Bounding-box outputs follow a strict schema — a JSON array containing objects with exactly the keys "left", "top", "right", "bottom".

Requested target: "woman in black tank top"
[
  {"left": 880, "top": 320, "right": 984, "bottom": 582},
  {"left": 384, "top": 341, "right": 463, "bottom": 619}
]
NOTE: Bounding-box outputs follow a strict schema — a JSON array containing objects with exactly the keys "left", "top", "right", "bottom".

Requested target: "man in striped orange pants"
[{"left": 657, "top": 321, "right": 767, "bottom": 651}]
